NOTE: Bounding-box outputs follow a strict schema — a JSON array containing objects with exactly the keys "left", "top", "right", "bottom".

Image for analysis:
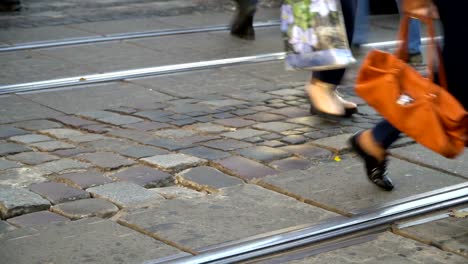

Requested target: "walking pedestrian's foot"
[
  {"left": 230, "top": 2, "right": 256, "bottom": 40},
  {"left": 0, "top": 0, "right": 21, "bottom": 12},
  {"left": 306, "top": 80, "right": 357, "bottom": 118},
  {"left": 408, "top": 53, "right": 423, "bottom": 66},
  {"left": 349, "top": 131, "right": 394, "bottom": 191}
]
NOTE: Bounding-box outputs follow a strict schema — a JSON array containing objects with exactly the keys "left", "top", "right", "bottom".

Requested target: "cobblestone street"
[{"left": 0, "top": 1, "right": 467, "bottom": 263}]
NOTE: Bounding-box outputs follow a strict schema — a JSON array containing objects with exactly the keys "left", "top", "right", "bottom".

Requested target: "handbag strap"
[{"left": 396, "top": 14, "right": 448, "bottom": 89}]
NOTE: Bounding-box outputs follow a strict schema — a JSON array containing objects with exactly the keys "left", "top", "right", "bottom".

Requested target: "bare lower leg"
[{"left": 357, "top": 130, "right": 386, "bottom": 162}]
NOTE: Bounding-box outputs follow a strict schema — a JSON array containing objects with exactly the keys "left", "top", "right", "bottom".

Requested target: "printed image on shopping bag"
[{"left": 281, "top": 0, "right": 355, "bottom": 71}]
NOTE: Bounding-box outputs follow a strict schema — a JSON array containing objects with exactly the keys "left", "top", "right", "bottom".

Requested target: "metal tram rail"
[
  {"left": 146, "top": 183, "right": 468, "bottom": 264},
  {"left": 0, "top": 21, "right": 280, "bottom": 52}
]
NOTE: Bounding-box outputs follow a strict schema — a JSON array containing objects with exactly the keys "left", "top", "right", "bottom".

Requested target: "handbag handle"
[{"left": 396, "top": 14, "right": 447, "bottom": 89}]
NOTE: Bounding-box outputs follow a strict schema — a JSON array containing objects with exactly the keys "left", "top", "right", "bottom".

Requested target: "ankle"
[{"left": 358, "top": 130, "right": 386, "bottom": 162}]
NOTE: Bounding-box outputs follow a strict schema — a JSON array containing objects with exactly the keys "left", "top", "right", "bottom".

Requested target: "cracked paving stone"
[
  {"left": 214, "top": 156, "right": 277, "bottom": 181},
  {"left": 40, "top": 128, "right": 84, "bottom": 139},
  {"left": 244, "top": 112, "right": 285, "bottom": 122},
  {"left": 280, "top": 135, "right": 307, "bottom": 145},
  {"left": 187, "top": 123, "right": 233, "bottom": 134},
  {"left": 52, "top": 115, "right": 99, "bottom": 128},
  {"left": 0, "top": 142, "right": 32, "bottom": 156},
  {"left": 280, "top": 144, "right": 333, "bottom": 160},
  {"left": 123, "top": 121, "right": 173, "bottom": 131},
  {"left": 7, "top": 152, "right": 60, "bottom": 165},
  {"left": 0, "top": 218, "right": 181, "bottom": 263},
  {"left": 176, "top": 166, "right": 243, "bottom": 193},
  {"left": 51, "top": 198, "right": 119, "bottom": 220},
  {"left": 98, "top": 115, "right": 143, "bottom": 126},
  {"left": 149, "top": 186, "right": 206, "bottom": 199},
  {"left": 119, "top": 145, "right": 170, "bottom": 159},
  {"left": 0, "top": 168, "right": 47, "bottom": 188},
  {"left": 213, "top": 118, "right": 255, "bottom": 128},
  {"left": 29, "top": 141, "right": 75, "bottom": 151},
  {"left": 0, "top": 126, "right": 28, "bottom": 139},
  {"left": 270, "top": 157, "right": 313, "bottom": 172},
  {"left": 0, "top": 159, "right": 21, "bottom": 170},
  {"left": 34, "top": 159, "right": 92, "bottom": 175},
  {"left": 77, "top": 152, "right": 135, "bottom": 170},
  {"left": 253, "top": 122, "right": 302, "bottom": 133},
  {"left": 0, "top": 186, "right": 50, "bottom": 219},
  {"left": 311, "top": 134, "right": 353, "bottom": 153},
  {"left": 201, "top": 139, "right": 253, "bottom": 151},
  {"left": 9, "top": 134, "right": 53, "bottom": 144},
  {"left": 13, "top": 120, "right": 62, "bottom": 131},
  {"left": 29, "top": 182, "right": 90, "bottom": 205},
  {"left": 55, "top": 170, "right": 113, "bottom": 189},
  {"left": 111, "top": 166, "right": 174, "bottom": 188},
  {"left": 236, "top": 146, "right": 292, "bottom": 162},
  {"left": 87, "top": 182, "right": 164, "bottom": 208},
  {"left": 153, "top": 129, "right": 197, "bottom": 139},
  {"left": 141, "top": 154, "right": 206, "bottom": 172},
  {"left": 221, "top": 128, "right": 267, "bottom": 140},
  {"left": 180, "top": 146, "right": 231, "bottom": 161},
  {"left": 7, "top": 211, "right": 70, "bottom": 227}
]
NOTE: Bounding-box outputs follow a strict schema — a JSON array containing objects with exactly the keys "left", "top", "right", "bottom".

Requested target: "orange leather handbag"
[
  {"left": 355, "top": 15, "right": 468, "bottom": 158},
  {"left": 402, "top": 0, "right": 438, "bottom": 19}
]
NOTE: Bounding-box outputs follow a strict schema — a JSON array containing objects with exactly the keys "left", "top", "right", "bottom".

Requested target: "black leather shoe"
[
  {"left": 230, "top": 1, "right": 256, "bottom": 40},
  {"left": 349, "top": 132, "right": 394, "bottom": 191}
]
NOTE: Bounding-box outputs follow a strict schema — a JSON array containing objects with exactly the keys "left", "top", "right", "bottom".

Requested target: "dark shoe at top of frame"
[
  {"left": 230, "top": 2, "right": 256, "bottom": 40},
  {"left": 0, "top": 0, "right": 21, "bottom": 12},
  {"left": 349, "top": 132, "right": 394, "bottom": 191}
]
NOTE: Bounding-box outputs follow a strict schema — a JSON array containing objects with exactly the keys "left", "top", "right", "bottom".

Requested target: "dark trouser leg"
[
  {"left": 312, "top": 0, "right": 357, "bottom": 85},
  {"left": 371, "top": 120, "right": 401, "bottom": 149}
]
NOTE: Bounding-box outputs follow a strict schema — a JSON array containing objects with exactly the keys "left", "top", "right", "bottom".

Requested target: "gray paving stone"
[
  {"left": 201, "top": 139, "right": 253, "bottom": 151},
  {"left": 260, "top": 156, "right": 466, "bottom": 214},
  {"left": 7, "top": 152, "right": 60, "bottom": 165},
  {"left": 153, "top": 128, "right": 197, "bottom": 138},
  {"left": 0, "top": 220, "right": 17, "bottom": 233},
  {"left": 244, "top": 112, "right": 285, "bottom": 122},
  {"left": 180, "top": 146, "right": 232, "bottom": 161},
  {"left": 55, "top": 170, "right": 113, "bottom": 189},
  {"left": 66, "top": 134, "right": 106, "bottom": 143},
  {"left": 253, "top": 122, "right": 302, "bottom": 133},
  {"left": 170, "top": 119, "right": 198, "bottom": 126},
  {"left": 0, "top": 96, "right": 62, "bottom": 124},
  {"left": 261, "top": 140, "right": 287, "bottom": 147},
  {"left": 0, "top": 218, "right": 181, "bottom": 264},
  {"left": 0, "top": 142, "right": 32, "bottom": 156},
  {"left": 7, "top": 211, "right": 70, "bottom": 227},
  {"left": 244, "top": 136, "right": 265, "bottom": 143},
  {"left": 280, "top": 144, "right": 333, "bottom": 160},
  {"left": 0, "top": 159, "right": 21, "bottom": 170},
  {"left": 51, "top": 199, "right": 119, "bottom": 220},
  {"left": 214, "top": 156, "right": 278, "bottom": 181},
  {"left": 81, "top": 124, "right": 113, "bottom": 134},
  {"left": 98, "top": 115, "right": 143, "bottom": 126},
  {"left": 111, "top": 166, "right": 174, "bottom": 188},
  {"left": 221, "top": 128, "right": 268, "bottom": 140},
  {"left": 0, "top": 168, "right": 47, "bottom": 188},
  {"left": 13, "top": 120, "right": 63, "bottom": 131},
  {"left": 213, "top": 118, "right": 256, "bottom": 128},
  {"left": 52, "top": 115, "right": 99, "bottom": 128},
  {"left": 34, "top": 159, "right": 92, "bottom": 175},
  {"left": 311, "top": 133, "right": 354, "bottom": 153},
  {"left": 119, "top": 185, "right": 336, "bottom": 250},
  {"left": 141, "top": 154, "right": 206, "bottom": 172},
  {"left": 29, "top": 141, "right": 75, "bottom": 151},
  {"left": 77, "top": 110, "right": 118, "bottom": 120},
  {"left": 77, "top": 152, "right": 135, "bottom": 170},
  {"left": 177, "top": 166, "right": 243, "bottom": 192},
  {"left": 201, "top": 99, "right": 246, "bottom": 107},
  {"left": 269, "top": 88, "right": 304, "bottom": 97},
  {"left": 0, "top": 186, "right": 50, "bottom": 219},
  {"left": 9, "top": 134, "right": 52, "bottom": 144},
  {"left": 236, "top": 146, "right": 292, "bottom": 162},
  {"left": 40, "top": 128, "right": 84, "bottom": 139},
  {"left": 50, "top": 148, "right": 93, "bottom": 157},
  {"left": 280, "top": 135, "right": 308, "bottom": 145},
  {"left": 187, "top": 123, "right": 233, "bottom": 134},
  {"left": 145, "top": 138, "right": 194, "bottom": 151},
  {"left": 270, "top": 157, "right": 314, "bottom": 172},
  {"left": 29, "top": 182, "right": 90, "bottom": 205},
  {"left": 0, "top": 126, "right": 28, "bottom": 139},
  {"left": 123, "top": 121, "right": 173, "bottom": 131},
  {"left": 149, "top": 186, "right": 206, "bottom": 200},
  {"left": 134, "top": 110, "right": 172, "bottom": 120},
  {"left": 304, "top": 130, "right": 330, "bottom": 140},
  {"left": 87, "top": 182, "right": 164, "bottom": 208},
  {"left": 269, "top": 106, "right": 310, "bottom": 118},
  {"left": 80, "top": 138, "right": 134, "bottom": 152},
  {"left": 119, "top": 145, "right": 170, "bottom": 159},
  {"left": 392, "top": 144, "right": 468, "bottom": 179}
]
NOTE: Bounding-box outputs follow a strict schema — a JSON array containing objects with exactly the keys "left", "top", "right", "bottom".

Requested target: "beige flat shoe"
[{"left": 305, "top": 80, "right": 346, "bottom": 117}]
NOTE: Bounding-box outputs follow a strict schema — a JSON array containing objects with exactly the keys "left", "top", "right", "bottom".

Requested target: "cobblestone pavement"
[{"left": 0, "top": 1, "right": 466, "bottom": 263}]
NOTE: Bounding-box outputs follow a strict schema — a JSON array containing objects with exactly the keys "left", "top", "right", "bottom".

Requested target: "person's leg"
[
  {"left": 307, "top": 0, "right": 358, "bottom": 117},
  {"left": 231, "top": 0, "right": 257, "bottom": 40},
  {"left": 352, "top": 0, "right": 369, "bottom": 47},
  {"left": 395, "top": 0, "right": 422, "bottom": 63}
]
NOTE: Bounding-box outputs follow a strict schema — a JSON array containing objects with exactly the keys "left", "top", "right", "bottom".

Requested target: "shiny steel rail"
[
  {"left": 0, "top": 52, "right": 285, "bottom": 95},
  {"left": 0, "top": 21, "right": 280, "bottom": 52},
  {"left": 146, "top": 183, "right": 468, "bottom": 264}
]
